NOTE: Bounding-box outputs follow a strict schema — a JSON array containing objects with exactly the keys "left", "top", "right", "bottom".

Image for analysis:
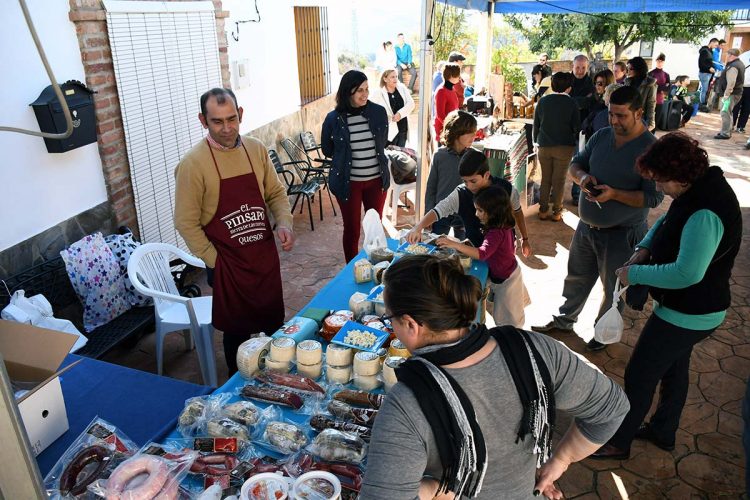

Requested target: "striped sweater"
[{"left": 347, "top": 114, "right": 382, "bottom": 181}]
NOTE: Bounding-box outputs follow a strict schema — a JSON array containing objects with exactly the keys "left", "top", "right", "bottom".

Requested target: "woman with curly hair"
[{"left": 593, "top": 132, "right": 742, "bottom": 459}]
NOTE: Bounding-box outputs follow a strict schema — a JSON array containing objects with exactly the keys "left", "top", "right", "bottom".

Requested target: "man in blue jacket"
[{"left": 395, "top": 33, "right": 417, "bottom": 92}]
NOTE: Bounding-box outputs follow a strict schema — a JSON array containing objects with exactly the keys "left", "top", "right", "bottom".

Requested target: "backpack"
[{"left": 385, "top": 146, "right": 417, "bottom": 185}]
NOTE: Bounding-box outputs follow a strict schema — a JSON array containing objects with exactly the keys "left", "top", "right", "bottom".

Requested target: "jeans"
[
  {"left": 336, "top": 178, "right": 388, "bottom": 263},
  {"left": 721, "top": 95, "right": 741, "bottom": 136},
  {"left": 698, "top": 72, "right": 713, "bottom": 105},
  {"left": 552, "top": 222, "right": 646, "bottom": 330},
  {"left": 538, "top": 145, "right": 575, "bottom": 214},
  {"left": 398, "top": 65, "right": 417, "bottom": 92},
  {"left": 431, "top": 214, "right": 466, "bottom": 240},
  {"left": 610, "top": 314, "right": 714, "bottom": 449},
  {"left": 732, "top": 87, "right": 750, "bottom": 129}
]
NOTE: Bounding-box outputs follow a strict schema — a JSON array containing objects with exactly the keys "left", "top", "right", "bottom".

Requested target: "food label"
[
  {"left": 142, "top": 444, "right": 168, "bottom": 456},
  {"left": 194, "top": 437, "right": 238, "bottom": 453}
]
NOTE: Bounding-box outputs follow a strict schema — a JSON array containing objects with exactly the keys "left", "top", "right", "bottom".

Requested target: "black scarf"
[{"left": 395, "top": 324, "right": 555, "bottom": 498}]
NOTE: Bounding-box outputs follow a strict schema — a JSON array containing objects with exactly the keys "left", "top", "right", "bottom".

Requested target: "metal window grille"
[
  {"left": 104, "top": 0, "right": 222, "bottom": 248},
  {"left": 293, "top": 6, "right": 331, "bottom": 105}
]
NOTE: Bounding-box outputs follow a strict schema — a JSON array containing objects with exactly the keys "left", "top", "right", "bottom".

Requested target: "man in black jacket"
[{"left": 698, "top": 38, "right": 719, "bottom": 110}]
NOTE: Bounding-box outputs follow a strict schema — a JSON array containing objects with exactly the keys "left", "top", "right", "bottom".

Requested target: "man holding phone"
[{"left": 532, "top": 86, "right": 664, "bottom": 351}]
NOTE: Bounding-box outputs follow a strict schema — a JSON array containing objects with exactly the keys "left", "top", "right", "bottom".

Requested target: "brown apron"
[{"left": 203, "top": 139, "right": 284, "bottom": 334}]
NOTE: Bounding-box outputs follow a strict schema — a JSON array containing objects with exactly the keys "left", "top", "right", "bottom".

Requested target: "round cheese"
[
  {"left": 325, "top": 344, "right": 353, "bottom": 366},
  {"left": 389, "top": 339, "right": 409, "bottom": 358},
  {"left": 383, "top": 356, "right": 405, "bottom": 390},
  {"left": 270, "top": 337, "right": 296, "bottom": 363},
  {"left": 264, "top": 356, "right": 291, "bottom": 373},
  {"left": 296, "top": 361, "right": 323, "bottom": 379},
  {"left": 236, "top": 337, "right": 272, "bottom": 379},
  {"left": 353, "top": 351, "right": 381, "bottom": 377},
  {"left": 354, "top": 374, "right": 382, "bottom": 391},
  {"left": 361, "top": 315, "right": 381, "bottom": 325},
  {"left": 334, "top": 310, "right": 355, "bottom": 321},
  {"left": 296, "top": 340, "right": 323, "bottom": 365},
  {"left": 321, "top": 314, "right": 349, "bottom": 342},
  {"left": 374, "top": 302, "right": 386, "bottom": 317},
  {"left": 326, "top": 364, "right": 352, "bottom": 384}
]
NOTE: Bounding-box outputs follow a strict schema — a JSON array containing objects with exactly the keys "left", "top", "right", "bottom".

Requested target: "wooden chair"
[{"left": 268, "top": 149, "right": 322, "bottom": 230}]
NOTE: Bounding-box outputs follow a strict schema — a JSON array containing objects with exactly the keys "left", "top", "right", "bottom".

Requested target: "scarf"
[{"left": 395, "top": 324, "right": 555, "bottom": 498}]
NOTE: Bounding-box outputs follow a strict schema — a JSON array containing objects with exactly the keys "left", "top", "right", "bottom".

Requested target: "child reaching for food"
[{"left": 436, "top": 185, "right": 530, "bottom": 328}]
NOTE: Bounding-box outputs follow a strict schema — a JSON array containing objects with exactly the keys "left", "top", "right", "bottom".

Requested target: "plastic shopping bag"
[
  {"left": 593, "top": 279, "right": 628, "bottom": 345},
  {"left": 362, "top": 209, "right": 387, "bottom": 259}
]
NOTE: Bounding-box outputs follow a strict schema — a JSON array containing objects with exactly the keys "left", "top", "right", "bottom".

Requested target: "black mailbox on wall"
[{"left": 29, "top": 80, "right": 97, "bottom": 153}]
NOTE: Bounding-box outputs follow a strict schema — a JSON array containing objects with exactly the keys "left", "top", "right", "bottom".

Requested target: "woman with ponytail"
[{"left": 360, "top": 255, "right": 629, "bottom": 499}]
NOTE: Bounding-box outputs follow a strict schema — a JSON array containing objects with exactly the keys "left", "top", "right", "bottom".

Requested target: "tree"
[
  {"left": 432, "top": 5, "right": 474, "bottom": 63},
  {"left": 507, "top": 11, "right": 732, "bottom": 62}
]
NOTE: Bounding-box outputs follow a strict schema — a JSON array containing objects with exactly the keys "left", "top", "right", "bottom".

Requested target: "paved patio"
[{"left": 104, "top": 109, "right": 750, "bottom": 498}]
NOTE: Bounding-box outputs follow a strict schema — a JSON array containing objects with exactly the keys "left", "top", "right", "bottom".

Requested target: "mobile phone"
[{"left": 584, "top": 180, "right": 602, "bottom": 197}]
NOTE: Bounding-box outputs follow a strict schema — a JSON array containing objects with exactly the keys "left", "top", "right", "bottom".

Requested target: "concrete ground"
[{"left": 104, "top": 108, "right": 750, "bottom": 498}]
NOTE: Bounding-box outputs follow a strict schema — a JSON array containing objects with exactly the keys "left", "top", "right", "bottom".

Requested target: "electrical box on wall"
[
  {"left": 232, "top": 59, "right": 251, "bottom": 90},
  {"left": 29, "top": 80, "right": 97, "bottom": 154}
]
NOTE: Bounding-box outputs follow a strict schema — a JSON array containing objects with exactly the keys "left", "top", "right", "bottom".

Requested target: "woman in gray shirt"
[{"left": 361, "top": 255, "right": 629, "bottom": 499}]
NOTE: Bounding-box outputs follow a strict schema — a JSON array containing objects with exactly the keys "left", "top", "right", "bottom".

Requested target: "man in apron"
[{"left": 175, "top": 88, "right": 294, "bottom": 376}]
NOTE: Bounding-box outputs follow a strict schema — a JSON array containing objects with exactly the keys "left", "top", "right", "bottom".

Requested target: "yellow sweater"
[{"left": 174, "top": 135, "right": 293, "bottom": 268}]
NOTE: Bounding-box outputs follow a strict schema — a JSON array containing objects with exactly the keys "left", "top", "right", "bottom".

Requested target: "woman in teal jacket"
[{"left": 593, "top": 132, "right": 742, "bottom": 459}]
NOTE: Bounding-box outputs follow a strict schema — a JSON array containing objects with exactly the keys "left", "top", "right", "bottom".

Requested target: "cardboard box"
[{"left": 0, "top": 320, "right": 79, "bottom": 455}]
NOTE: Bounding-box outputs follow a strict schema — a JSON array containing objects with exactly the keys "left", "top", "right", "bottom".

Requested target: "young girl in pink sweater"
[{"left": 437, "top": 185, "right": 530, "bottom": 327}]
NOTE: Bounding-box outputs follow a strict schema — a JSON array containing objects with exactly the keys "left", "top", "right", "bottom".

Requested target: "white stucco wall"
[
  {"left": 223, "top": 0, "right": 342, "bottom": 133},
  {"left": 0, "top": 0, "right": 108, "bottom": 252}
]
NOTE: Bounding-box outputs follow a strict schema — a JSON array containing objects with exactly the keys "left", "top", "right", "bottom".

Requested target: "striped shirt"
[{"left": 347, "top": 114, "right": 381, "bottom": 181}]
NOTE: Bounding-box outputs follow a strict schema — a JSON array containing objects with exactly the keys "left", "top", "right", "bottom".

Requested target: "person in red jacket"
[{"left": 434, "top": 63, "right": 461, "bottom": 143}]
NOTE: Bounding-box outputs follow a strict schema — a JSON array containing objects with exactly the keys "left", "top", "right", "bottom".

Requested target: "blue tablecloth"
[{"left": 36, "top": 354, "right": 212, "bottom": 476}]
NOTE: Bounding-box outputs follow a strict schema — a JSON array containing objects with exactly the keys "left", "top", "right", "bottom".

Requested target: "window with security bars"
[
  {"left": 293, "top": 6, "right": 331, "bottom": 105},
  {"left": 104, "top": 0, "right": 222, "bottom": 249}
]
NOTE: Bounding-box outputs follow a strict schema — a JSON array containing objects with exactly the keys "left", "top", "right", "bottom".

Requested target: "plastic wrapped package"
[
  {"left": 177, "top": 393, "right": 232, "bottom": 437},
  {"left": 260, "top": 421, "right": 310, "bottom": 455},
  {"left": 353, "top": 259, "right": 373, "bottom": 284},
  {"left": 307, "top": 430, "right": 367, "bottom": 464}
]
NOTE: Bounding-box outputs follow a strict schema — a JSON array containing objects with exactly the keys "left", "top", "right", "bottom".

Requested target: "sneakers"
[
  {"left": 538, "top": 210, "right": 550, "bottom": 221},
  {"left": 634, "top": 423, "right": 675, "bottom": 451},
  {"left": 736, "top": 127, "right": 746, "bottom": 133},
  {"left": 586, "top": 339, "right": 607, "bottom": 351},
  {"left": 713, "top": 133, "right": 731, "bottom": 140},
  {"left": 530, "top": 320, "right": 573, "bottom": 334}
]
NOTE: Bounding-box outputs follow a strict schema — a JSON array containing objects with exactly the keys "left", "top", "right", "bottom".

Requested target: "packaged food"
[
  {"left": 207, "top": 418, "right": 250, "bottom": 441},
  {"left": 353, "top": 374, "right": 382, "bottom": 391},
  {"left": 325, "top": 364, "right": 352, "bottom": 385},
  {"left": 177, "top": 393, "right": 232, "bottom": 437},
  {"left": 389, "top": 339, "right": 409, "bottom": 358},
  {"left": 353, "top": 258, "right": 373, "bottom": 284},
  {"left": 241, "top": 472, "right": 289, "bottom": 500},
  {"left": 325, "top": 344, "right": 353, "bottom": 366},
  {"left": 327, "top": 400, "right": 378, "bottom": 427},
  {"left": 361, "top": 315, "right": 381, "bottom": 325},
  {"left": 241, "top": 385, "right": 304, "bottom": 410},
  {"left": 237, "top": 335, "right": 273, "bottom": 379},
  {"left": 264, "top": 422, "right": 309, "bottom": 454},
  {"left": 368, "top": 247, "right": 394, "bottom": 264},
  {"left": 348, "top": 292, "right": 373, "bottom": 318},
  {"left": 271, "top": 337, "right": 297, "bottom": 363},
  {"left": 372, "top": 261, "right": 389, "bottom": 285},
  {"left": 297, "top": 361, "right": 323, "bottom": 379},
  {"left": 223, "top": 401, "right": 261, "bottom": 427},
  {"left": 296, "top": 340, "right": 323, "bottom": 366},
  {"left": 333, "top": 310, "right": 355, "bottom": 321},
  {"left": 272, "top": 316, "right": 319, "bottom": 344},
  {"left": 333, "top": 389, "right": 384, "bottom": 409},
  {"left": 383, "top": 356, "right": 405, "bottom": 390},
  {"left": 321, "top": 314, "right": 348, "bottom": 342},
  {"left": 353, "top": 352, "right": 380, "bottom": 377},
  {"left": 292, "top": 471, "right": 341, "bottom": 500},
  {"left": 255, "top": 371, "right": 326, "bottom": 395},
  {"left": 310, "top": 415, "right": 372, "bottom": 442},
  {"left": 307, "top": 429, "right": 367, "bottom": 464}
]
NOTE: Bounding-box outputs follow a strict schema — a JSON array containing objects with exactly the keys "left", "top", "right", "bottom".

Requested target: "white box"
[{"left": 0, "top": 320, "right": 78, "bottom": 455}]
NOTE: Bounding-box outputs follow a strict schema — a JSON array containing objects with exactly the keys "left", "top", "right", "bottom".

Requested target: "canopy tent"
[{"left": 412, "top": 0, "right": 740, "bottom": 220}]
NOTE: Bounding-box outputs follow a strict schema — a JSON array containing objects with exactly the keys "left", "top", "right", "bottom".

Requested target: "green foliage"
[
  {"left": 338, "top": 51, "right": 367, "bottom": 74},
  {"left": 432, "top": 5, "right": 474, "bottom": 63},
  {"left": 507, "top": 11, "right": 733, "bottom": 61},
  {"left": 492, "top": 45, "right": 527, "bottom": 92}
]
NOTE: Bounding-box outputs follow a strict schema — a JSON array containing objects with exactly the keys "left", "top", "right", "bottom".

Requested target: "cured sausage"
[
  {"left": 310, "top": 415, "right": 371, "bottom": 441},
  {"left": 254, "top": 372, "right": 325, "bottom": 394},
  {"left": 59, "top": 444, "right": 113, "bottom": 496},
  {"left": 241, "top": 384, "right": 304, "bottom": 409},
  {"left": 333, "top": 389, "right": 384, "bottom": 409},
  {"left": 106, "top": 455, "right": 170, "bottom": 500},
  {"left": 327, "top": 400, "right": 378, "bottom": 427}
]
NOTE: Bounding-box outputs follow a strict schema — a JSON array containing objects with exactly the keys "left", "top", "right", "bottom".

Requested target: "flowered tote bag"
[{"left": 104, "top": 233, "right": 151, "bottom": 307}]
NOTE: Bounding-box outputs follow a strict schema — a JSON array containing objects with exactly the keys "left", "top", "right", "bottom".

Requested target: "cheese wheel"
[
  {"left": 296, "top": 340, "right": 323, "bottom": 365},
  {"left": 374, "top": 302, "right": 386, "bottom": 317},
  {"left": 270, "top": 337, "right": 296, "bottom": 363},
  {"left": 361, "top": 315, "right": 381, "bottom": 325},
  {"left": 353, "top": 351, "right": 381, "bottom": 377},
  {"left": 264, "top": 357, "right": 291, "bottom": 373},
  {"left": 354, "top": 374, "right": 382, "bottom": 391},
  {"left": 326, "top": 364, "right": 352, "bottom": 384},
  {"left": 236, "top": 337, "right": 272, "bottom": 379},
  {"left": 321, "top": 314, "right": 349, "bottom": 342},
  {"left": 297, "top": 361, "right": 323, "bottom": 379},
  {"left": 389, "top": 339, "right": 410, "bottom": 358},
  {"left": 326, "top": 344, "right": 353, "bottom": 366},
  {"left": 383, "top": 356, "right": 405, "bottom": 390},
  {"left": 349, "top": 292, "right": 374, "bottom": 318},
  {"left": 334, "top": 310, "right": 355, "bottom": 321}
]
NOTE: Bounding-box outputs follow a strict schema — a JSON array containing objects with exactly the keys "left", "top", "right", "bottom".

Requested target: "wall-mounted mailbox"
[{"left": 29, "top": 80, "right": 97, "bottom": 153}]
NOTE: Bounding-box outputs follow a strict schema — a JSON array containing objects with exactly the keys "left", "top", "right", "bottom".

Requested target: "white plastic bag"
[
  {"left": 362, "top": 208, "right": 387, "bottom": 259},
  {"left": 1, "top": 290, "right": 88, "bottom": 353},
  {"left": 593, "top": 279, "right": 628, "bottom": 345}
]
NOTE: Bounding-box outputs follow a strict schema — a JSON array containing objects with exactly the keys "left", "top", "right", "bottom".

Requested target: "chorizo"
[
  {"left": 59, "top": 444, "right": 113, "bottom": 496},
  {"left": 105, "top": 455, "right": 169, "bottom": 500}
]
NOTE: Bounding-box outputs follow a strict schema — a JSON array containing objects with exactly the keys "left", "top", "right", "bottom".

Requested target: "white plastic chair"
[
  {"left": 127, "top": 243, "right": 217, "bottom": 386},
  {"left": 386, "top": 158, "right": 416, "bottom": 226}
]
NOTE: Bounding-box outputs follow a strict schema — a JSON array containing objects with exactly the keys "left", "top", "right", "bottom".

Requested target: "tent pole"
[
  {"left": 485, "top": 2, "right": 494, "bottom": 91},
  {"left": 415, "top": 0, "right": 434, "bottom": 222}
]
